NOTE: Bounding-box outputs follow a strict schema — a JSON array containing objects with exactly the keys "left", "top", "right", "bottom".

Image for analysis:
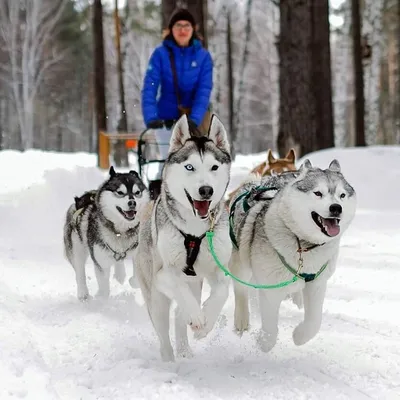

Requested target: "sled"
[{"left": 137, "top": 127, "right": 169, "bottom": 182}]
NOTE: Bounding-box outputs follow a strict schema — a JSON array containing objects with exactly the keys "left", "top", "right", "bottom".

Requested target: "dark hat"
[{"left": 168, "top": 8, "right": 196, "bottom": 30}]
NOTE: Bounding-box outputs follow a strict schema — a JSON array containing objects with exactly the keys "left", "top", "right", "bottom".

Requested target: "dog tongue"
[
  {"left": 125, "top": 210, "right": 136, "bottom": 219},
  {"left": 323, "top": 218, "right": 340, "bottom": 237},
  {"left": 193, "top": 200, "right": 210, "bottom": 217}
]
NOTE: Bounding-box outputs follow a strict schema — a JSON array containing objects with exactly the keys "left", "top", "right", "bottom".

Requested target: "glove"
[
  {"left": 164, "top": 119, "right": 175, "bottom": 129},
  {"left": 147, "top": 120, "right": 164, "bottom": 129}
]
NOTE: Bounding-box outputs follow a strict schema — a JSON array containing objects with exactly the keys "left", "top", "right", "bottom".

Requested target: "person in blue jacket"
[{"left": 141, "top": 8, "right": 213, "bottom": 198}]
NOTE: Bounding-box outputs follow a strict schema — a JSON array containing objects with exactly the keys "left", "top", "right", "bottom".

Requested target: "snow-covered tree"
[{"left": 0, "top": 0, "right": 68, "bottom": 149}]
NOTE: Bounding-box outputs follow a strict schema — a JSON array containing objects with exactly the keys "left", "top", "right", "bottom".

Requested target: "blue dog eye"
[{"left": 185, "top": 164, "right": 194, "bottom": 171}]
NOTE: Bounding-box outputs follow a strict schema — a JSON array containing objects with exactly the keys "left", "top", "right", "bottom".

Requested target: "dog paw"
[
  {"left": 78, "top": 294, "right": 91, "bottom": 302},
  {"left": 193, "top": 325, "right": 211, "bottom": 340},
  {"left": 257, "top": 330, "right": 277, "bottom": 353},
  {"left": 292, "top": 322, "right": 319, "bottom": 346},
  {"left": 234, "top": 311, "right": 249, "bottom": 335},
  {"left": 160, "top": 345, "right": 175, "bottom": 362},
  {"left": 77, "top": 289, "right": 90, "bottom": 302},
  {"left": 177, "top": 345, "right": 194, "bottom": 359},
  {"left": 188, "top": 311, "right": 206, "bottom": 332}
]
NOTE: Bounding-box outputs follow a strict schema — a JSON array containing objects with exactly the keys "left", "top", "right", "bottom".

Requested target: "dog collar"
[
  {"left": 275, "top": 249, "right": 328, "bottom": 282},
  {"left": 104, "top": 240, "right": 138, "bottom": 261}
]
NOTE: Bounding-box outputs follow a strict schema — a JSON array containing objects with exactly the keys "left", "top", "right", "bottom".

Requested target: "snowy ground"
[{"left": 0, "top": 146, "right": 399, "bottom": 400}]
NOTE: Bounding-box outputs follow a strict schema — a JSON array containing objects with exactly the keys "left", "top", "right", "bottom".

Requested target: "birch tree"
[
  {"left": 331, "top": 0, "right": 354, "bottom": 146},
  {"left": 0, "top": 0, "right": 68, "bottom": 149},
  {"left": 362, "top": 0, "right": 385, "bottom": 145}
]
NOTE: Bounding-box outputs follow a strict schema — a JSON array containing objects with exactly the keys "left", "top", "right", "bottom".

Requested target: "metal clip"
[
  {"left": 113, "top": 252, "right": 126, "bottom": 261},
  {"left": 209, "top": 211, "right": 216, "bottom": 232},
  {"left": 297, "top": 249, "right": 304, "bottom": 274}
]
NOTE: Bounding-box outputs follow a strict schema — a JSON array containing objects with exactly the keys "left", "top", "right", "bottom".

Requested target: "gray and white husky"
[
  {"left": 63, "top": 167, "right": 149, "bottom": 301},
  {"left": 135, "top": 114, "right": 232, "bottom": 362},
  {"left": 229, "top": 159, "right": 357, "bottom": 352}
]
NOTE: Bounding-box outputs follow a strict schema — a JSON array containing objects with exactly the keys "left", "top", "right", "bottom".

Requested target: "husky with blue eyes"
[
  {"left": 63, "top": 167, "right": 149, "bottom": 301},
  {"left": 135, "top": 114, "right": 232, "bottom": 362}
]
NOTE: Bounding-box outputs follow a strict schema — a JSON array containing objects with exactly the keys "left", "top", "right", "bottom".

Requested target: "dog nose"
[
  {"left": 329, "top": 203, "right": 342, "bottom": 216},
  {"left": 198, "top": 185, "right": 214, "bottom": 199},
  {"left": 128, "top": 199, "right": 136, "bottom": 208}
]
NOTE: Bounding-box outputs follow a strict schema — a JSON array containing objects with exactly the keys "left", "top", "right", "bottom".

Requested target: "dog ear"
[
  {"left": 169, "top": 114, "right": 191, "bottom": 153},
  {"left": 298, "top": 159, "right": 312, "bottom": 173},
  {"left": 267, "top": 149, "right": 275, "bottom": 164},
  {"left": 285, "top": 148, "right": 296, "bottom": 163},
  {"left": 129, "top": 170, "right": 139, "bottom": 177},
  {"left": 270, "top": 168, "right": 278, "bottom": 176},
  {"left": 328, "top": 159, "right": 341, "bottom": 172},
  {"left": 208, "top": 114, "right": 230, "bottom": 153},
  {"left": 109, "top": 166, "right": 116, "bottom": 177}
]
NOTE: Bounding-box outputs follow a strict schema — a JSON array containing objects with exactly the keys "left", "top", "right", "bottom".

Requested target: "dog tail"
[{"left": 63, "top": 203, "right": 77, "bottom": 262}]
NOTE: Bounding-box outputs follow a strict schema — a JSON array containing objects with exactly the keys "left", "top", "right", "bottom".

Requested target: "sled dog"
[
  {"left": 135, "top": 114, "right": 232, "bottom": 362},
  {"left": 251, "top": 148, "right": 297, "bottom": 177},
  {"left": 63, "top": 167, "right": 149, "bottom": 300},
  {"left": 229, "top": 159, "right": 356, "bottom": 352},
  {"left": 227, "top": 148, "right": 297, "bottom": 203}
]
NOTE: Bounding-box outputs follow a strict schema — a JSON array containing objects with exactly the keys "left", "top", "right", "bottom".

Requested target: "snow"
[{"left": 0, "top": 145, "right": 399, "bottom": 400}]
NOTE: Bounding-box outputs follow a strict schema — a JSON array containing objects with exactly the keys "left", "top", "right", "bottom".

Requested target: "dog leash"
[{"left": 206, "top": 230, "right": 299, "bottom": 289}]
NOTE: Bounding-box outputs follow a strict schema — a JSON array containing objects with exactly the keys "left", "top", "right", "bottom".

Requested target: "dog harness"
[
  {"left": 229, "top": 185, "right": 278, "bottom": 250},
  {"left": 179, "top": 230, "right": 206, "bottom": 276}
]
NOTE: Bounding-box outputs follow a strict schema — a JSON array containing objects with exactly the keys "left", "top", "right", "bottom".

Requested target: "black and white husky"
[
  {"left": 135, "top": 115, "right": 233, "bottom": 362},
  {"left": 63, "top": 167, "right": 149, "bottom": 301}
]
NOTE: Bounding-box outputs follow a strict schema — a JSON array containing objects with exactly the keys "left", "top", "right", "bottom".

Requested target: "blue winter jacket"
[{"left": 141, "top": 38, "right": 213, "bottom": 127}]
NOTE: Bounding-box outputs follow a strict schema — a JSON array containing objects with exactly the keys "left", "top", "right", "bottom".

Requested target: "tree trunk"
[
  {"left": 0, "top": 97, "right": 3, "bottom": 151},
  {"left": 351, "top": 0, "right": 366, "bottom": 146},
  {"left": 234, "top": 0, "right": 253, "bottom": 150},
  {"left": 278, "top": 0, "right": 315, "bottom": 158},
  {"left": 397, "top": 0, "right": 400, "bottom": 143},
  {"left": 312, "top": 0, "right": 335, "bottom": 150},
  {"left": 186, "top": 0, "right": 208, "bottom": 48},
  {"left": 114, "top": 0, "right": 129, "bottom": 167},
  {"left": 93, "top": 0, "right": 107, "bottom": 166},
  {"left": 277, "top": 0, "right": 335, "bottom": 158},
  {"left": 162, "top": 0, "right": 177, "bottom": 32},
  {"left": 226, "top": 9, "right": 235, "bottom": 157}
]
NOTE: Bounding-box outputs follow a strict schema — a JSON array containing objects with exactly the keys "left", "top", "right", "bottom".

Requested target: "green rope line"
[{"left": 206, "top": 231, "right": 299, "bottom": 289}]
